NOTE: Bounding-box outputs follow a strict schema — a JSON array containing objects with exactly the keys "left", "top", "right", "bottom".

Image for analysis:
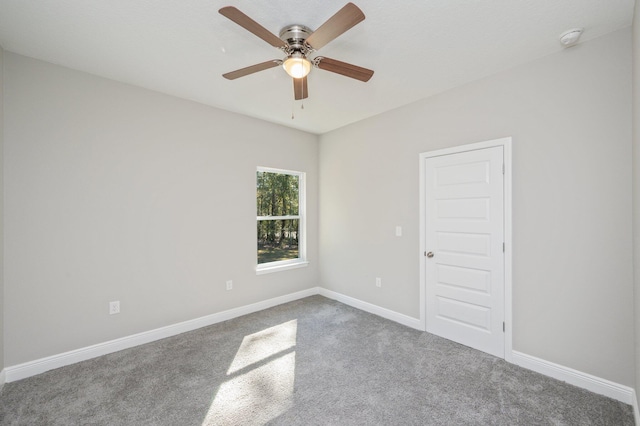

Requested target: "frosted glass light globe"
[{"left": 283, "top": 55, "right": 311, "bottom": 78}]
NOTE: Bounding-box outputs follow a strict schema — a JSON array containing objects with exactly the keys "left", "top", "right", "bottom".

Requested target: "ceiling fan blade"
[
  {"left": 293, "top": 76, "right": 309, "bottom": 100},
  {"left": 305, "top": 3, "right": 365, "bottom": 51},
  {"left": 219, "top": 6, "right": 286, "bottom": 49},
  {"left": 223, "top": 60, "right": 281, "bottom": 80},
  {"left": 315, "top": 57, "right": 374, "bottom": 82}
]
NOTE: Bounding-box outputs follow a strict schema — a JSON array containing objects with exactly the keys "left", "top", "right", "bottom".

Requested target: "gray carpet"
[{"left": 0, "top": 295, "right": 634, "bottom": 425}]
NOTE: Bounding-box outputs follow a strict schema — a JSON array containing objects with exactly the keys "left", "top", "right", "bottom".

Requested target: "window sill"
[{"left": 256, "top": 261, "right": 309, "bottom": 275}]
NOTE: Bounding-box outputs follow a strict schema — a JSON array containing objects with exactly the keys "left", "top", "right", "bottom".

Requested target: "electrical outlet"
[
  {"left": 226, "top": 280, "right": 233, "bottom": 291},
  {"left": 109, "top": 301, "right": 120, "bottom": 315},
  {"left": 375, "top": 277, "right": 382, "bottom": 288},
  {"left": 395, "top": 226, "right": 402, "bottom": 237}
]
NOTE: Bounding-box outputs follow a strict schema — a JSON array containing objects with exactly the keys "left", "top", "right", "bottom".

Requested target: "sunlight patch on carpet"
[{"left": 203, "top": 320, "right": 297, "bottom": 425}]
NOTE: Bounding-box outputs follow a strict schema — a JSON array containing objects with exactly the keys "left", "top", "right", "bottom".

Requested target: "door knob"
[{"left": 426, "top": 251, "right": 434, "bottom": 258}]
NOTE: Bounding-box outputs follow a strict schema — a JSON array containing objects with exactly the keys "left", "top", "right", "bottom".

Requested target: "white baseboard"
[
  {"left": 511, "top": 350, "right": 634, "bottom": 405},
  {"left": 316, "top": 290, "right": 636, "bottom": 407},
  {"left": 5, "top": 286, "right": 637, "bottom": 411},
  {"left": 318, "top": 288, "right": 423, "bottom": 330},
  {"left": 5, "top": 287, "right": 319, "bottom": 382}
]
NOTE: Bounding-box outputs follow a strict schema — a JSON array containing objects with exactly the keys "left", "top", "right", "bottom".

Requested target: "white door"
[{"left": 424, "top": 146, "right": 505, "bottom": 358}]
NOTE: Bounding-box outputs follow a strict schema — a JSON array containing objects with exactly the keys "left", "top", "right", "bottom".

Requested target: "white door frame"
[{"left": 419, "top": 137, "right": 513, "bottom": 361}]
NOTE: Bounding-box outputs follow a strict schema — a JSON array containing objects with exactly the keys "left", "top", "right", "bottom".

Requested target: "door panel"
[
  {"left": 435, "top": 161, "right": 489, "bottom": 186},
  {"left": 436, "top": 198, "right": 490, "bottom": 220},
  {"left": 436, "top": 264, "right": 491, "bottom": 293},
  {"left": 436, "top": 297, "right": 491, "bottom": 331},
  {"left": 425, "top": 146, "right": 504, "bottom": 357},
  {"left": 436, "top": 232, "right": 491, "bottom": 256}
]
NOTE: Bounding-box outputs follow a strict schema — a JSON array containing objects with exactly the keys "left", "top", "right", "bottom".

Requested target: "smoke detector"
[{"left": 559, "top": 28, "right": 583, "bottom": 47}]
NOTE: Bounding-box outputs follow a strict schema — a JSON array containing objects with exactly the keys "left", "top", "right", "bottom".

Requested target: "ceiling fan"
[{"left": 219, "top": 3, "right": 374, "bottom": 101}]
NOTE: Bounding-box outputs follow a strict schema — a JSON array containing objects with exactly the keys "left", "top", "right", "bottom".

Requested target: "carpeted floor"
[{"left": 0, "top": 295, "right": 634, "bottom": 425}]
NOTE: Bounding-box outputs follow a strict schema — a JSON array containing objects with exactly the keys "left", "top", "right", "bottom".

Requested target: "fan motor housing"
[{"left": 279, "top": 25, "right": 312, "bottom": 51}]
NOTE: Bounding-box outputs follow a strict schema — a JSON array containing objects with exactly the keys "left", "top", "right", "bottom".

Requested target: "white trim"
[
  {"left": 503, "top": 139, "right": 513, "bottom": 362},
  {"left": 418, "top": 137, "right": 513, "bottom": 360},
  {"left": 257, "top": 215, "right": 301, "bottom": 221},
  {"left": 511, "top": 351, "right": 634, "bottom": 405},
  {"left": 256, "top": 260, "right": 309, "bottom": 275},
  {"left": 4, "top": 285, "right": 634, "bottom": 409},
  {"left": 5, "top": 287, "right": 319, "bottom": 383},
  {"left": 0, "top": 369, "right": 5, "bottom": 389},
  {"left": 256, "top": 166, "right": 307, "bottom": 270},
  {"left": 318, "top": 288, "right": 423, "bottom": 330},
  {"left": 418, "top": 148, "right": 427, "bottom": 331},
  {"left": 633, "top": 390, "right": 640, "bottom": 426},
  {"left": 256, "top": 166, "right": 301, "bottom": 177}
]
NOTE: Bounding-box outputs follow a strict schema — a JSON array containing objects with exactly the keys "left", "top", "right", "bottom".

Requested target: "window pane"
[
  {"left": 257, "top": 219, "right": 299, "bottom": 264},
  {"left": 257, "top": 171, "right": 299, "bottom": 217}
]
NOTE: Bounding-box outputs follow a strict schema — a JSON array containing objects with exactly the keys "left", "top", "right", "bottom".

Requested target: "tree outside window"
[{"left": 256, "top": 167, "right": 306, "bottom": 271}]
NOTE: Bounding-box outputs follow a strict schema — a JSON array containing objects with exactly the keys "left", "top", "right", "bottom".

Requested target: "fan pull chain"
[{"left": 291, "top": 76, "right": 306, "bottom": 119}]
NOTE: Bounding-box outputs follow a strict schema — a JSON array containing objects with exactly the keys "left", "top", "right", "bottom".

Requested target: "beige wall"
[
  {"left": 2, "top": 24, "right": 636, "bottom": 394},
  {"left": 3, "top": 53, "right": 319, "bottom": 366},
  {"left": 633, "top": 0, "right": 640, "bottom": 410},
  {"left": 319, "top": 28, "right": 634, "bottom": 386}
]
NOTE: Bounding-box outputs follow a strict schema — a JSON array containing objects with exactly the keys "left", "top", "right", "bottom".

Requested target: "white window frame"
[{"left": 256, "top": 166, "right": 308, "bottom": 274}]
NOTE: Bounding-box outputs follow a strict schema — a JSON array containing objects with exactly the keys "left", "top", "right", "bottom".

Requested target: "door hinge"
[
  {"left": 502, "top": 163, "right": 505, "bottom": 174},
  {"left": 503, "top": 242, "right": 505, "bottom": 252},
  {"left": 503, "top": 322, "right": 505, "bottom": 332}
]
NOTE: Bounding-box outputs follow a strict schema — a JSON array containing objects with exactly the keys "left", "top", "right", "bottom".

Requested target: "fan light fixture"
[
  {"left": 219, "top": 3, "right": 374, "bottom": 102},
  {"left": 283, "top": 53, "right": 311, "bottom": 78}
]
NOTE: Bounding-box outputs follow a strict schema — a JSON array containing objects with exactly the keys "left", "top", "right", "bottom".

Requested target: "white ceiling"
[{"left": 0, "top": 0, "right": 635, "bottom": 134}]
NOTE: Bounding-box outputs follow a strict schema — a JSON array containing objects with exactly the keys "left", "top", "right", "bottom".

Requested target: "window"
[{"left": 256, "top": 167, "right": 307, "bottom": 273}]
